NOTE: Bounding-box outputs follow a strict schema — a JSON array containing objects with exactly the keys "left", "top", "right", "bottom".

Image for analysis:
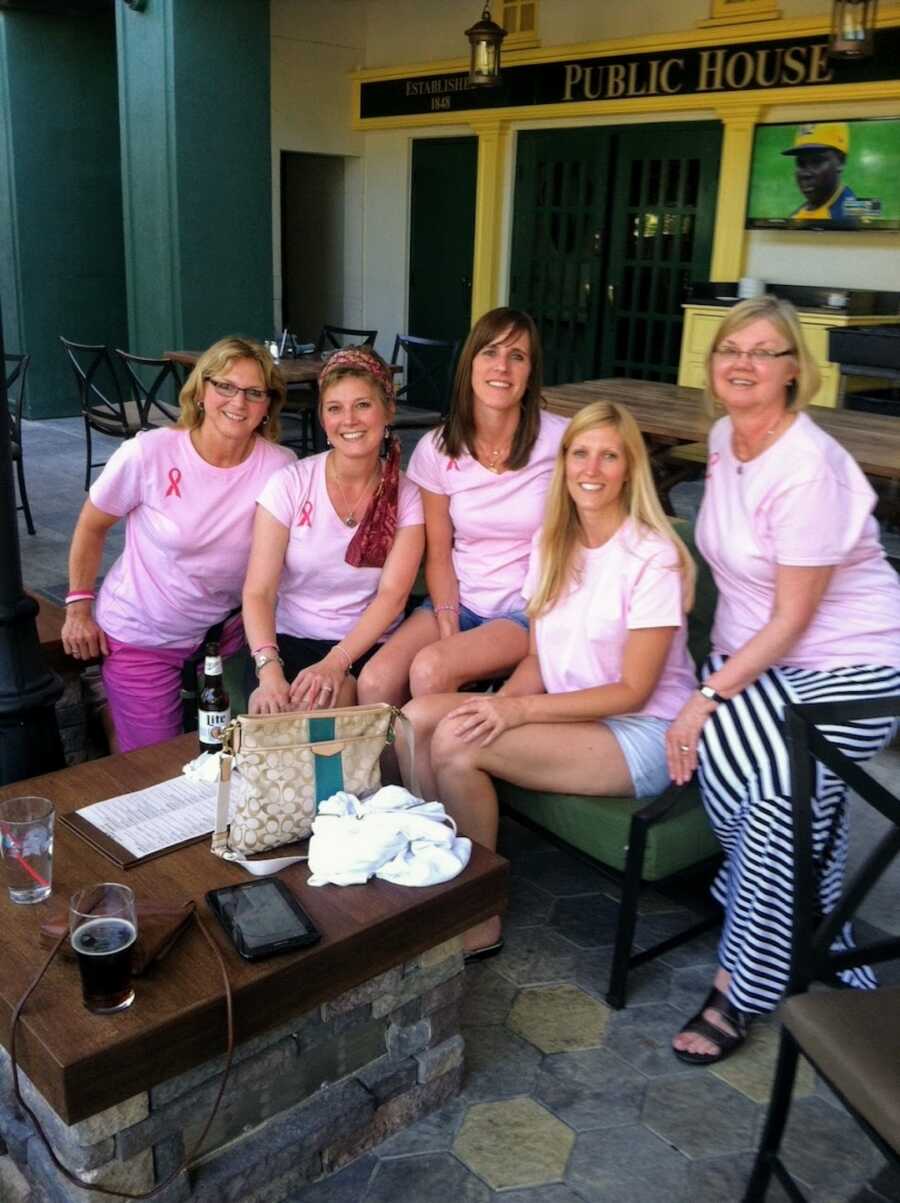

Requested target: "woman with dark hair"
[
  {"left": 666, "top": 296, "right": 900, "bottom": 1065},
  {"left": 242, "top": 347, "right": 424, "bottom": 713},
  {"left": 359, "top": 308, "right": 566, "bottom": 718},
  {"left": 61, "top": 337, "right": 292, "bottom": 751}
]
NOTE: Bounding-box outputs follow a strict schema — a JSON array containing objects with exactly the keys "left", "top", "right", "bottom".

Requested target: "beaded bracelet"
[
  {"left": 65, "top": 591, "right": 96, "bottom": 605},
  {"left": 433, "top": 603, "right": 460, "bottom": 614},
  {"left": 332, "top": 645, "right": 353, "bottom": 674}
]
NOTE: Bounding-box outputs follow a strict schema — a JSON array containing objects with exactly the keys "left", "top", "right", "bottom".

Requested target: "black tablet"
[{"left": 206, "top": 879, "right": 322, "bottom": 961}]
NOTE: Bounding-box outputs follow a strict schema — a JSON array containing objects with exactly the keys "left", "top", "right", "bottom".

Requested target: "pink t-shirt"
[
  {"left": 257, "top": 452, "right": 424, "bottom": 641},
  {"left": 92, "top": 429, "right": 293, "bottom": 649},
  {"left": 522, "top": 521, "right": 697, "bottom": 719},
  {"left": 697, "top": 412, "right": 900, "bottom": 669},
  {"left": 406, "top": 411, "right": 568, "bottom": 617}
]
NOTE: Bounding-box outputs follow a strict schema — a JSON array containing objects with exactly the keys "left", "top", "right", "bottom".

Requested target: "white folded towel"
[{"left": 307, "top": 785, "right": 472, "bottom": 888}]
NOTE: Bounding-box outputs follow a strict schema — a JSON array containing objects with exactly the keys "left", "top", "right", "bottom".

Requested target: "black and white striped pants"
[{"left": 697, "top": 656, "right": 900, "bottom": 1015}]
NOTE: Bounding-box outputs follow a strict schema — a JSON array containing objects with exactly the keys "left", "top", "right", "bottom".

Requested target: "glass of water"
[{"left": 0, "top": 795, "right": 54, "bottom": 904}]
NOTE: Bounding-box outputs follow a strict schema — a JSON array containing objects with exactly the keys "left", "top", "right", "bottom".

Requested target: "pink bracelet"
[
  {"left": 433, "top": 603, "right": 460, "bottom": 614},
  {"left": 65, "top": 591, "right": 96, "bottom": 605},
  {"left": 332, "top": 645, "right": 352, "bottom": 673},
  {"left": 251, "top": 643, "right": 278, "bottom": 656}
]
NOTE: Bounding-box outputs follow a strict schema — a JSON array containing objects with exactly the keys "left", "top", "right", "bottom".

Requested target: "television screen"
[{"left": 746, "top": 118, "right": 900, "bottom": 231}]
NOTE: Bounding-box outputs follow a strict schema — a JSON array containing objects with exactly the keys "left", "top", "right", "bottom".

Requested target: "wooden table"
[
  {"left": 542, "top": 378, "right": 900, "bottom": 483},
  {"left": 0, "top": 735, "right": 508, "bottom": 1125}
]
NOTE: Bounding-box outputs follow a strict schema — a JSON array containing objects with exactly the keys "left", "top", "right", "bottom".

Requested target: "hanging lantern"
[
  {"left": 466, "top": 6, "right": 507, "bottom": 87},
  {"left": 828, "top": 0, "right": 878, "bottom": 60}
]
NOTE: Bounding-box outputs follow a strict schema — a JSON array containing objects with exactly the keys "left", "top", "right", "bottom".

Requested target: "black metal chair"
[
  {"left": 60, "top": 338, "right": 151, "bottom": 490},
  {"left": 114, "top": 349, "right": 183, "bottom": 424},
  {"left": 5, "top": 353, "right": 35, "bottom": 535},
  {"left": 743, "top": 695, "right": 900, "bottom": 1201},
  {"left": 389, "top": 334, "right": 460, "bottom": 433},
  {"left": 314, "top": 325, "right": 377, "bottom": 354}
]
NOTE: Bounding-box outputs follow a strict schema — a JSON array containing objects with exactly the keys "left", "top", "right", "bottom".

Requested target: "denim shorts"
[
  {"left": 605, "top": 715, "right": 673, "bottom": 798},
  {"left": 419, "top": 598, "right": 529, "bottom": 633}
]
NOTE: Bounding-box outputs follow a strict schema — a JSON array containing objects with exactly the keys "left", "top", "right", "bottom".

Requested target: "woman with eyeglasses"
[
  {"left": 242, "top": 347, "right": 424, "bottom": 714},
  {"left": 666, "top": 296, "right": 900, "bottom": 1067},
  {"left": 61, "top": 337, "right": 292, "bottom": 752}
]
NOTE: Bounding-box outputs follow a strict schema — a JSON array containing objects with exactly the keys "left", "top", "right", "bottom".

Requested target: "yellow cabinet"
[{"left": 678, "top": 304, "right": 900, "bottom": 408}]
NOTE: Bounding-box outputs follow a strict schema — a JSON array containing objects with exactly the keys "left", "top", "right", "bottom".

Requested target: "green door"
[
  {"left": 408, "top": 137, "right": 478, "bottom": 342},
  {"left": 510, "top": 130, "right": 610, "bottom": 386},
  {"left": 511, "top": 123, "right": 721, "bottom": 385},
  {"left": 601, "top": 124, "right": 721, "bottom": 383}
]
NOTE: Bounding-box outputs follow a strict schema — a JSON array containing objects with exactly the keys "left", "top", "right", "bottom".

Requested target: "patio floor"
[{"left": 7, "top": 417, "right": 900, "bottom": 1203}]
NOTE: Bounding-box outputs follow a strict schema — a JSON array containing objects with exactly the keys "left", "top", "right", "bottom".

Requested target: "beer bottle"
[{"left": 198, "top": 641, "right": 231, "bottom": 754}]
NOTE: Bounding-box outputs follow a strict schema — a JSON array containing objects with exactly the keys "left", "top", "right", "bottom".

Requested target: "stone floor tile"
[
  {"left": 460, "top": 966, "right": 518, "bottom": 1026},
  {"left": 285, "top": 1154, "right": 377, "bottom": 1201},
  {"left": 710, "top": 1022, "right": 816, "bottom": 1105},
  {"left": 778, "top": 1096, "right": 886, "bottom": 1191},
  {"left": 548, "top": 894, "right": 624, "bottom": 947},
  {"left": 497, "top": 817, "right": 556, "bottom": 856},
  {"left": 534, "top": 1047, "right": 646, "bottom": 1131},
  {"left": 511, "top": 849, "right": 610, "bottom": 897},
  {"left": 375, "top": 1098, "right": 467, "bottom": 1157},
  {"left": 565, "top": 1123, "right": 690, "bottom": 1203},
  {"left": 508, "top": 984, "right": 609, "bottom": 1054},
  {"left": 868, "top": 1161, "right": 900, "bottom": 1201},
  {"left": 364, "top": 1152, "right": 492, "bottom": 1203},
  {"left": 636, "top": 911, "right": 722, "bottom": 970},
  {"left": 686, "top": 1151, "right": 794, "bottom": 1202},
  {"left": 604, "top": 1001, "right": 694, "bottom": 1077},
  {"left": 504, "top": 877, "right": 555, "bottom": 929},
  {"left": 642, "top": 1072, "right": 759, "bottom": 1159},
  {"left": 494, "top": 927, "right": 579, "bottom": 988},
  {"left": 595, "top": 879, "right": 688, "bottom": 916},
  {"left": 489, "top": 1185, "right": 587, "bottom": 1203},
  {"left": 458, "top": 1024, "right": 542, "bottom": 1103},
  {"left": 576, "top": 945, "right": 673, "bottom": 1007},
  {"left": 454, "top": 1098, "right": 573, "bottom": 1191},
  {"left": 667, "top": 962, "right": 727, "bottom": 1015}
]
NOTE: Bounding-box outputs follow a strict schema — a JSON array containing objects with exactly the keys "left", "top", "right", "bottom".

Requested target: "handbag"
[{"left": 211, "top": 702, "right": 410, "bottom": 875}]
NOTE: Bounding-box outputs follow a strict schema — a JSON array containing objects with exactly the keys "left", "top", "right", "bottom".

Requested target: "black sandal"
[{"left": 673, "top": 986, "right": 750, "bottom": 1066}]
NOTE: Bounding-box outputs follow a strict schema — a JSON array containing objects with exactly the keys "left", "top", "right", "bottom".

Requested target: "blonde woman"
[
  {"left": 61, "top": 337, "right": 292, "bottom": 752},
  {"left": 403, "top": 400, "right": 697, "bottom": 958}
]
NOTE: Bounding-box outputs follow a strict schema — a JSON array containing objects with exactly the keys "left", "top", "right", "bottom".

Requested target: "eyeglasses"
[
  {"left": 206, "top": 378, "right": 272, "bottom": 404},
  {"left": 713, "top": 346, "right": 795, "bottom": 364}
]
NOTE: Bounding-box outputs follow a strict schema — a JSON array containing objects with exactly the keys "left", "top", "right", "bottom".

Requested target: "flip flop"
[
  {"left": 463, "top": 939, "right": 505, "bottom": 964},
  {"left": 673, "top": 985, "right": 750, "bottom": 1066}
]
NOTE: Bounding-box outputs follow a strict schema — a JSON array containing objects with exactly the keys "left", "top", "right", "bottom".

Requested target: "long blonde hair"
[{"left": 528, "top": 400, "right": 695, "bottom": 617}]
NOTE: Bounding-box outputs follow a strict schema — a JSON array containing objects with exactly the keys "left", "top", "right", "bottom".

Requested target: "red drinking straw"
[{"left": 2, "top": 827, "right": 50, "bottom": 889}]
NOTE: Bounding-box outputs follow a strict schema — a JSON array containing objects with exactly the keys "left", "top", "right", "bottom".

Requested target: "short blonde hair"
[
  {"left": 177, "top": 337, "right": 286, "bottom": 442},
  {"left": 704, "top": 296, "right": 819, "bottom": 413},
  {"left": 528, "top": 399, "right": 695, "bottom": 618}
]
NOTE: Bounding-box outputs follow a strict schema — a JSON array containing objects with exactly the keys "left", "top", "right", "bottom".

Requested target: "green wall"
[
  {"left": 116, "top": 0, "right": 273, "bottom": 356},
  {"left": 0, "top": 10, "right": 126, "bottom": 419}
]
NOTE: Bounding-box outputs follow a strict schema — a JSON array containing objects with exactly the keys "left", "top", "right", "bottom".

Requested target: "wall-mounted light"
[
  {"left": 465, "top": 6, "right": 507, "bottom": 87},
  {"left": 828, "top": 0, "right": 878, "bottom": 60}
]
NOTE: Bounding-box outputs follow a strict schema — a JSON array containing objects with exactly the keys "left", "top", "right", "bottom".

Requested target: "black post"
[{"left": 0, "top": 303, "right": 65, "bottom": 784}]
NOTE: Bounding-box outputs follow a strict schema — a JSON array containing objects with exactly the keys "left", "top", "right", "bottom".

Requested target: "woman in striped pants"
[{"left": 665, "top": 296, "right": 900, "bottom": 1066}]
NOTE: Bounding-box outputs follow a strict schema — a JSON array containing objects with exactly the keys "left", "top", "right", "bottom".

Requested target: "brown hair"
[
  {"left": 178, "top": 337, "right": 286, "bottom": 442},
  {"left": 439, "top": 307, "right": 544, "bottom": 470}
]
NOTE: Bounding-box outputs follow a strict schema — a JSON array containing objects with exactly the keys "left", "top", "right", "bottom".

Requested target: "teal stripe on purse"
[{"left": 309, "top": 717, "right": 344, "bottom": 804}]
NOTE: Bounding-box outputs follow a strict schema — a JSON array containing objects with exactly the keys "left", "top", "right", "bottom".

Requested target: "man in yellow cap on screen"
[{"left": 782, "top": 122, "right": 858, "bottom": 222}]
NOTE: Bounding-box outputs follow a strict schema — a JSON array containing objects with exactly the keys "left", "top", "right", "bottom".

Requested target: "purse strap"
[
  {"left": 211, "top": 708, "right": 418, "bottom": 877},
  {"left": 10, "top": 908, "right": 235, "bottom": 1199}
]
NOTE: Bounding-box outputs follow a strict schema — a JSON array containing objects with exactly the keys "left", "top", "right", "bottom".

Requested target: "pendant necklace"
[
  {"left": 735, "top": 413, "right": 790, "bottom": 475},
  {"left": 476, "top": 441, "right": 511, "bottom": 474},
  {"left": 330, "top": 459, "right": 380, "bottom": 527}
]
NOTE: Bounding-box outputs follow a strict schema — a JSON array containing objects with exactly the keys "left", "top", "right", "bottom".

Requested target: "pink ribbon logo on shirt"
[
  {"left": 447, "top": 459, "right": 460, "bottom": 471},
  {"left": 297, "top": 501, "right": 314, "bottom": 527},
  {"left": 165, "top": 468, "right": 182, "bottom": 498},
  {"left": 705, "top": 452, "right": 720, "bottom": 479}
]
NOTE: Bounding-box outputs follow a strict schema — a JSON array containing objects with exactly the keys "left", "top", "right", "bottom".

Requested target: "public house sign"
[{"left": 359, "top": 29, "right": 900, "bottom": 119}]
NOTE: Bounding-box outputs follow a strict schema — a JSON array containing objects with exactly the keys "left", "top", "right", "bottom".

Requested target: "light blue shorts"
[
  {"left": 605, "top": 715, "right": 673, "bottom": 798},
  {"left": 419, "top": 598, "right": 529, "bottom": 633}
]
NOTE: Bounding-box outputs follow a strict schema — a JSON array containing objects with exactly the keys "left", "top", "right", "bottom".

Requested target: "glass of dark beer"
[{"left": 69, "top": 883, "right": 138, "bottom": 1013}]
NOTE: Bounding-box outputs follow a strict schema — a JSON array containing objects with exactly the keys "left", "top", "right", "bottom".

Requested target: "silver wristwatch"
[
  {"left": 699, "top": 684, "right": 725, "bottom": 704},
  {"left": 254, "top": 652, "right": 284, "bottom": 676}
]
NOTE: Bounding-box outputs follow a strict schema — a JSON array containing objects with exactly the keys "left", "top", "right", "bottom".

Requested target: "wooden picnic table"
[{"left": 541, "top": 378, "right": 900, "bottom": 482}]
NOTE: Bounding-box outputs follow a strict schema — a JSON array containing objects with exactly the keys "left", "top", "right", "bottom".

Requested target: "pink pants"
[{"left": 102, "top": 616, "right": 244, "bottom": 754}]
